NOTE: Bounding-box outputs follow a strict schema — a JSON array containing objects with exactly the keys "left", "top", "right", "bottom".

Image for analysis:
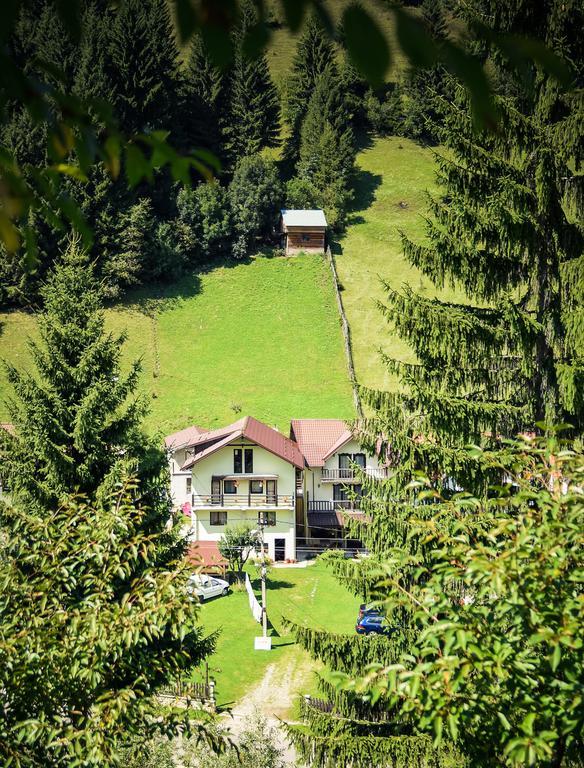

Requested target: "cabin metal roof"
[{"left": 281, "top": 209, "right": 327, "bottom": 228}]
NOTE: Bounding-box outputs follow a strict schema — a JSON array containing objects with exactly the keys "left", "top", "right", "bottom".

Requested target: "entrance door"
[
  {"left": 211, "top": 477, "right": 221, "bottom": 505},
  {"left": 266, "top": 479, "right": 277, "bottom": 505},
  {"left": 274, "top": 538, "right": 286, "bottom": 562}
]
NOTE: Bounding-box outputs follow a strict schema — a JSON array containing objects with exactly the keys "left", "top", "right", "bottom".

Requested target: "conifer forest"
[{"left": 0, "top": 1, "right": 583, "bottom": 767}]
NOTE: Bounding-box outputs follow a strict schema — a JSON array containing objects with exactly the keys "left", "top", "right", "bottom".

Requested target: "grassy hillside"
[
  {"left": 266, "top": 0, "right": 409, "bottom": 88},
  {"left": 335, "top": 136, "right": 462, "bottom": 393},
  {"left": 0, "top": 253, "right": 354, "bottom": 434}
]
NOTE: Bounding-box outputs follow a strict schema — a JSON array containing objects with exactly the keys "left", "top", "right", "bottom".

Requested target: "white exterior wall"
[
  {"left": 308, "top": 439, "right": 381, "bottom": 503},
  {"left": 169, "top": 439, "right": 297, "bottom": 561}
]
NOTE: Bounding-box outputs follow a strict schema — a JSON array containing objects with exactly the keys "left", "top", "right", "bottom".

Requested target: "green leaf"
[
  {"left": 280, "top": 0, "right": 307, "bottom": 32},
  {"left": 342, "top": 5, "right": 390, "bottom": 87},
  {"left": 432, "top": 715, "right": 443, "bottom": 745},
  {"left": 242, "top": 22, "right": 271, "bottom": 60},
  {"left": 551, "top": 643, "right": 561, "bottom": 672},
  {"left": 173, "top": 0, "right": 198, "bottom": 45},
  {"left": 125, "top": 144, "right": 151, "bottom": 187},
  {"left": 394, "top": 8, "right": 438, "bottom": 70}
]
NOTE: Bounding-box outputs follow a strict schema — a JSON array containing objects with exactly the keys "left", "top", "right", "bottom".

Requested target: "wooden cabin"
[{"left": 280, "top": 209, "right": 327, "bottom": 255}]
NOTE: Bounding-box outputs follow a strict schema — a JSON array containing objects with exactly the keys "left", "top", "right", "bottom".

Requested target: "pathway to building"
[{"left": 221, "top": 654, "right": 314, "bottom": 765}]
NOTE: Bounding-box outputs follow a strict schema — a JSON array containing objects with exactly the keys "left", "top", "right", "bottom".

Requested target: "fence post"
[{"left": 208, "top": 679, "right": 216, "bottom": 710}]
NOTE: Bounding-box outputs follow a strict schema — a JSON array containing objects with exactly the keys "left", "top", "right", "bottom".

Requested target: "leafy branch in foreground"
[
  {"left": 347, "top": 434, "right": 584, "bottom": 767},
  {"left": 0, "top": 476, "right": 219, "bottom": 768}
]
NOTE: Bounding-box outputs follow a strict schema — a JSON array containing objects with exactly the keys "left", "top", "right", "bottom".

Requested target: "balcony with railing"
[
  {"left": 320, "top": 467, "right": 386, "bottom": 482},
  {"left": 307, "top": 499, "right": 362, "bottom": 512},
  {"left": 192, "top": 493, "right": 294, "bottom": 509}
]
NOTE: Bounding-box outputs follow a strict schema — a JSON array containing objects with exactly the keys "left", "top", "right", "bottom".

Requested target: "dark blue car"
[{"left": 355, "top": 614, "right": 393, "bottom": 636}]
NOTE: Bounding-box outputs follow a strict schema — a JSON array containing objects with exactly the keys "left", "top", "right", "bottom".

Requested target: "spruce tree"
[
  {"left": 297, "top": 65, "right": 355, "bottom": 229},
  {"left": 284, "top": 14, "right": 336, "bottom": 168},
  {"left": 220, "top": 1, "right": 281, "bottom": 167},
  {"left": 0, "top": 241, "right": 164, "bottom": 513},
  {"left": 402, "top": 0, "right": 451, "bottom": 144},
  {"left": 289, "top": 2, "right": 584, "bottom": 765},
  {"left": 107, "top": 0, "right": 181, "bottom": 136},
  {"left": 181, "top": 33, "right": 225, "bottom": 157}
]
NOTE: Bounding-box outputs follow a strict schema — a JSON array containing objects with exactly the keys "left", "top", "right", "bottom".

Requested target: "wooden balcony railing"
[
  {"left": 193, "top": 494, "right": 294, "bottom": 508},
  {"left": 320, "top": 467, "right": 385, "bottom": 482}
]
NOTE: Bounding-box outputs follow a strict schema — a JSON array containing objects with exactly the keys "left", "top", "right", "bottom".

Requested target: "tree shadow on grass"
[
  {"left": 110, "top": 246, "right": 282, "bottom": 317},
  {"left": 349, "top": 168, "right": 383, "bottom": 219}
]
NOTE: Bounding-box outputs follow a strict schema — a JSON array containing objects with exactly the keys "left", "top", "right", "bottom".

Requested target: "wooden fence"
[
  {"left": 326, "top": 246, "right": 363, "bottom": 418},
  {"left": 158, "top": 680, "right": 215, "bottom": 710}
]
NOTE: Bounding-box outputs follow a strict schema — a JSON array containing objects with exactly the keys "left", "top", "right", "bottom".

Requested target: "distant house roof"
[
  {"left": 166, "top": 416, "right": 305, "bottom": 470},
  {"left": 164, "top": 424, "right": 207, "bottom": 450},
  {"left": 281, "top": 209, "right": 327, "bottom": 228},
  {"left": 290, "top": 419, "right": 353, "bottom": 467}
]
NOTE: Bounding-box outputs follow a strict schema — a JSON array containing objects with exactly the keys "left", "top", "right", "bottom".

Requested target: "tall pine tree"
[
  {"left": 297, "top": 65, "right": 355, "bottom": 229},
  {"left": 107, "top": 0, "right": 181, "bottom": 136},
  {"left": 284, "top": 14, "right": 336, "bottom": 169},
  {"left": 220, "top": 0, "right": 280, "bottom": 167},
  {"left": 0, "top": 241, "right": 166, "bottom": 516},
  {"left": 289, "top": 2, "right": 584, "bottom": 765}
]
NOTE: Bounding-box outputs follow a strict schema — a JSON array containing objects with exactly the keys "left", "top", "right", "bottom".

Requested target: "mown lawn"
[
  {"left": 194, "top": 560, "right": 357, "bottom": 710},
  {"left": 335, "top": 136, "right": 464, "bottom": 393},
  {"left": 0, "top": 253, "right": 354, "bottom": 433}
]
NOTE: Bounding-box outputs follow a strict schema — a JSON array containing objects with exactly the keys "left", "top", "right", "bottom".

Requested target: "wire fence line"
[{"left": 326, "top": 245, "right": 363, "bottom": 419}]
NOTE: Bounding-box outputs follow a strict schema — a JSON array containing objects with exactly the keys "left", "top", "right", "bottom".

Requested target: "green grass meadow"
[
  {"left": 194, "top": 560, "right": 357, "bottom": 710},
  {"left": 335, "top": 136, "right": 462, "bottom": 393},
  {"left": 0, "top": 253, "right": 354, "bottom": 433}
]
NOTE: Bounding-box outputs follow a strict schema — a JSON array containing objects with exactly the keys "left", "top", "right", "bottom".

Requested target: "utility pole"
[
  {"left": 254, "top": 511, "right": 272, "bottom": 650},
  {"left": 260, "top": 519, "right": 268, "bottom": 638}
]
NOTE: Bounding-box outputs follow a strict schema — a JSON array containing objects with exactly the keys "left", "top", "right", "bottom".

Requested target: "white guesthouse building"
[
  {"left": 165, "top": 416, "right": 385, "bottom": 564},
  {"left": 166, "top": 417, "right": 304, "bottom": 563}
]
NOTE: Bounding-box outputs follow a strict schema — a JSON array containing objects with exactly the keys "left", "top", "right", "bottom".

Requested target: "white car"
[{"left": 187, "top": 574, "right": 230, "bottom": 602}]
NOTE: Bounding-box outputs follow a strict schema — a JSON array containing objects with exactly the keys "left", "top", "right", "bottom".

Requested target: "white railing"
[{"left": 320, "top": 467, "right": 385, "bottom": 482}]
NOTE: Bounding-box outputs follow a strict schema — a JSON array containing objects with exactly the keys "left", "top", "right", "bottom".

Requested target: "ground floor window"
[{"left": 210, "top": 510, "right": 227, "bottom": 526}]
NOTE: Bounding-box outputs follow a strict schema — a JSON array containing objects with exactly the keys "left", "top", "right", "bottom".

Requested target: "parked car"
[
  {"left": 358, "top": 602, "right": 382, "bottom": 620},
  {"left": 187, "top": 574, "right": 230, "bottom": 602},
  {"left": 355, "top": 614, "right": 393, "bottom": 636}
]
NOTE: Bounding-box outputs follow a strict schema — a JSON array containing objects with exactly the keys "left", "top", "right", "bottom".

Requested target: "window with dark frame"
[
  {"left": 210, "top": 510, "right": 227, "bottom": 526},
  {"left": 223, "top": 480, "right": 237, "bottom": 494},
  {"left": 266, "top": 511, "right": 276, "bottom": 526},
  {"left": 186, "top": 477, "right": 192, "bottom": 495},
  {"left": 244, "top": 448, "right": 253, "bottom": 473},
  {"left": 250, "top": 480, "right": 264, "bottom": 494},
  {"left": 234, "top": 448, "right": 242, "bottom": 473}
]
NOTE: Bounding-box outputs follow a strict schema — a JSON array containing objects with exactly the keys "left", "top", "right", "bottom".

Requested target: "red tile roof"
[
  {"left": 167, "top": 416, "right": 305, "bottom": 470},
  {"left": 187, "top": 541, "right": 228, "bottom": 571},
  {"left": 290, "top": 419, "right": 353, "bottom": 467}
]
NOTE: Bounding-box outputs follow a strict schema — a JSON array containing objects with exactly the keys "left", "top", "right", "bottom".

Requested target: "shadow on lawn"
[{"left": 111, "top": 246, "right": 281, "bottom": 317}]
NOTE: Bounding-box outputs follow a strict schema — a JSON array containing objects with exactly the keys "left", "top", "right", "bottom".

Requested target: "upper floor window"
[
  {"left": 234, "top": 447, "right": 253, "bottom": 473},
  {"left": 339, "top": 452, "right": 366, "bottom": 469}
]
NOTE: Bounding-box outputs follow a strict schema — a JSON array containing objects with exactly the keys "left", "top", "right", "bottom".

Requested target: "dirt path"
[{"left": 221, "top": 653, "right": 313, "bottom": 765}]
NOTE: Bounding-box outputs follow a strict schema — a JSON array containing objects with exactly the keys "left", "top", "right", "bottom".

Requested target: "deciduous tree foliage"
[
  {"left": 0, "top": 478, "right": 216, "bottom": 768},
  {"left": 353, "top": 435, "right": 584, "bottom": 767}
]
